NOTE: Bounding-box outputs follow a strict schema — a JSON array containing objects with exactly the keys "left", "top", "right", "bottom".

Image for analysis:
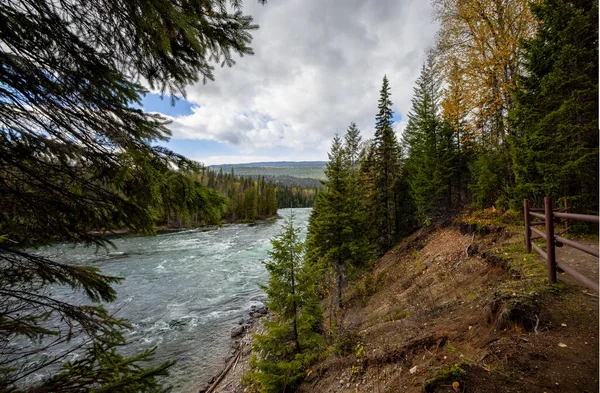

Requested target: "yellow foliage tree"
[{"left": 433, "top": 0, "right": 538, "bottom": 148}]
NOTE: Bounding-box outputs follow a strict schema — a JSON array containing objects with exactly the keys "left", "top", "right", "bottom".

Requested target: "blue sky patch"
[{"left": 141, "top": 92, "right": 195, "bottom": 117}]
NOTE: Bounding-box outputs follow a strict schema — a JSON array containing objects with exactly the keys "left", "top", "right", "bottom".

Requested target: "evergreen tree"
[
  {"left": 250, "top": 213, "right": 323, "bottom": 393},
  {"left": 509, "top": 0, "right": 599, "bottom": 212},
  {"left": 306, "top": 130, "right": 370, "bottom": 325},
  {"left": 403, "top": 54, "right": 456, "bottom": 222},
  {"left": 341, "top": 125, "right": 371, "bottom": 271},
  {"left": 344, "top": 122, "right": 362, "bottom": 172},
  {"left": 312, "top": 135, "right": 349, "bottom": 311},
  {"left": 0, "top": 0, "right": 264, "bottom": 390},
  {"left": 369, "top": 76, "right": 401, "bottom": 250}
]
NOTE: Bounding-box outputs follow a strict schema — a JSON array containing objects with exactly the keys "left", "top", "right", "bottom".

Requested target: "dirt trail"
[{"left": 555, "top": 238, "right": 599, "bottom": 291}]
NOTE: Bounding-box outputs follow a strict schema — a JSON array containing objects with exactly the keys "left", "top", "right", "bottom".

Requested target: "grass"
[
  {"left": 482, "top": 237, "right": 565, "bottom": 331},
  {"left": 466, "top": 291, "right": 479, "bottom": 301},
  {"left": 385, "top": 307, "right": 412, "bottom": 322},
  {"left": 458, "top": 208, "right": 523, "bottom": 230},
  {"left": 493, "top": 239, "right": 552, "bottom": 293},
  {"left": 348, "top": 270, "right": 387, "bottom": 306}
]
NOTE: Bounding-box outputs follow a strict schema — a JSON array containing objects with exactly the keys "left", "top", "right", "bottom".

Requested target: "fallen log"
[{"left": 205, "top": 349, "right": 242, "bottom": 393}]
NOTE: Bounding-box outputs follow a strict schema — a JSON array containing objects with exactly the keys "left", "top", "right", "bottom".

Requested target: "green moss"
[
  {"left": 423, "top": 364, "right": 466, "bottom": 390},
  {"left": 483, "top": 239, "right": 566, "bottom": 331},
  {"left": 446, "top": 343, "right": 458, "bottom": 354}
]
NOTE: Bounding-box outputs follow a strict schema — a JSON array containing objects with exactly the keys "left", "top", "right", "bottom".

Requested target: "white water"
[{"left": 30, "top": 208, "right": 311, "bottom": 391}]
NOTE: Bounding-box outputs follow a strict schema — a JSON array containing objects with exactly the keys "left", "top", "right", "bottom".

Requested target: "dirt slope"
[{"left": 299, "top": 213, "right": 599, "bottom": 393}]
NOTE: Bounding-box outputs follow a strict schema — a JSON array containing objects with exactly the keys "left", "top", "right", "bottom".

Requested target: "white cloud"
[{"left": 163, "top": 0, "right": 438, "bottom": 160}]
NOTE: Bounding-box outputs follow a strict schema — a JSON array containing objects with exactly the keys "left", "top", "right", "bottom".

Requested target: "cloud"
[{"left": 162, "top": 0, "right": 438, "bottom": 160}]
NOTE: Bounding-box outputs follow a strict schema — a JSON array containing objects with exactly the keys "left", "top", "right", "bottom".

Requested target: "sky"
[{"left": 145, "top": 0, "right": 439, "bottom": 166}]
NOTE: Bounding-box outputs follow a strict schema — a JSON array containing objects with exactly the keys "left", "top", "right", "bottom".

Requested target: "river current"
[{"left": 32, "top": 208, "right": 311, "bottom": 391}]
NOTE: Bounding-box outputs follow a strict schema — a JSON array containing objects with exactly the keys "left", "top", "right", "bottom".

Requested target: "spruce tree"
[
  {"left": 403, "top": 54, "right": 456, "bottom": 222},
  {"left": 312, "top": 135, "right": 349, "bottom": 312},
  {"left": 509, "top": 0, "right": 599, "bottom": 212},
  {"left": 0, "top": 0, "right": 264, "bottom": 390},
  {"left": 341, "top": 124, "right": 371, "bottom": 272},
  {"left": 250, "top": 213, "right": 323, "bottom": 393},
  {"left": 370, "top": 76, "right": 401, "bottom": 250},
  {"left": 344, "top": 122, "right": 362, "bottom": 172},
  {"left": 305, "top": 130, "right": 370, "bottom": 323}
]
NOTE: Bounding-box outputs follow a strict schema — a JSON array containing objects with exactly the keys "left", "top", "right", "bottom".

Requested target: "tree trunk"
[
  {"left": 290, "top": 247, "right": 301, "bottom": 353},
  {"left": 337, "top": 260, "right": 343, "bottom": 311}
]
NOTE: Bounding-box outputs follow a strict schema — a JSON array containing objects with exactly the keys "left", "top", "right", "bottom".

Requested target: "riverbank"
[
  {"left": 198, "top": 211, "right": 599, "bottom": 393},
  {"left": 88, "top": 215, "right": 281, "bottom": 239}
]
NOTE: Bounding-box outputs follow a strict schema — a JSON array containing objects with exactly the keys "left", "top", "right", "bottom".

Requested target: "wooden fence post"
[
  {"left": 524, "top": 199, "right": 531, "bottom": 253},
  {"left": 544, "top": 197, "right": 557, "bottom": 284}
]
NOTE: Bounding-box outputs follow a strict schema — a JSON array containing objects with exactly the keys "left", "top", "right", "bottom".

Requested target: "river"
[{"left": 31, "top": 208, "right": 311, "bottom": 391}]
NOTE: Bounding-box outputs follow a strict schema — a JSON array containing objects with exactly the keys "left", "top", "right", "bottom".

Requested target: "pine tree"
[
  {"left": 370, "top": 76, "right": 401, "bottom": 250},
  {"left": 509, "top": 0, "right": 599, "bottom": 212},
  {"left": 313, "top": 135, "right": 349, "bottom": 312},
  {"left": 341, "top": 124, "right": 371, "bottom": 271},
  {"left": 0, "top": 0, "right": 264, "bottom": 390},
  {"left": 250, "top": 213, "right": 323, "bottom": 393}
]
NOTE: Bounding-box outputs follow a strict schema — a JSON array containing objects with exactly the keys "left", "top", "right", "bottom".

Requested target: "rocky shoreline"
[{"left": 196, "top": 305, "right": 268, "bottom": 393}]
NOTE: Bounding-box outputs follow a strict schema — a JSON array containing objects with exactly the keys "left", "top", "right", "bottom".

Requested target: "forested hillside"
[
  {"left": 210, "top": 161, "right": 327, "bottom": 181},
  {"left": 197, "top": 169, "right": 318, "bottom": 224},
  {"left": 244, "top": 0, "right": 598, "bottom": 391}
]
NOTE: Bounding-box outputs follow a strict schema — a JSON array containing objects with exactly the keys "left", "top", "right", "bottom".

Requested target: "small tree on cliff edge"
[{"left": 250, "top": 213, "right": 324, "bottom": 393}]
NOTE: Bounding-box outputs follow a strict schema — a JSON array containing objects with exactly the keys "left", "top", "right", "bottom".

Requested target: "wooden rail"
[{"left": 524, "top": 197, "right": 599, "bottom": 293}]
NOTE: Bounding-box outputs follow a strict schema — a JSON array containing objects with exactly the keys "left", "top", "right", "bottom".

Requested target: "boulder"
[
  {"left": 231, "top": 325, "right": 245, "bottom": 338},
  {"left": 257, "top": 305, "right": 268, "bottom": 314}
]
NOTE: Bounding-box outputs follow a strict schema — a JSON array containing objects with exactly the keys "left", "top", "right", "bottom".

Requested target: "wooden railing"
[{"left": 524, "top": 197, "right": 599, "bottom": 293}]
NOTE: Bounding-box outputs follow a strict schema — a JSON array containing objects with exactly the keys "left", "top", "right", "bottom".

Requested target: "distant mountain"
[
  {"left": 209, "top": 161, "right": 326, "bottom": 186},
  {"left": 212, "top": 161, "right": 327, "bottom": 168}
]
